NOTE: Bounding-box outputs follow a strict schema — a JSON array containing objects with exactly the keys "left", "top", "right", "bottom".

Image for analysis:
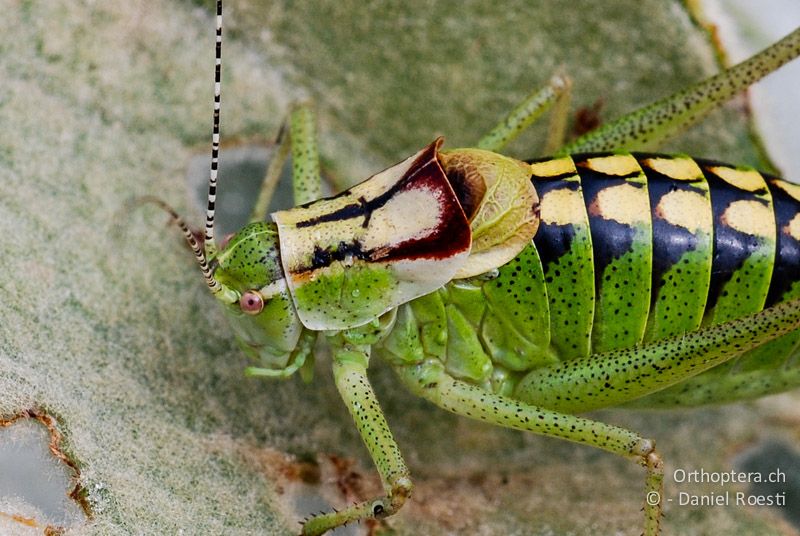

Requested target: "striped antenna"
[
  {"left": 138, "top": 197, "right": 222, "bottom": 294},
  {"left": 204, "top": 0, "right": 223, "bottom": 258},
  {"left": 132, "top": 3, "right": 239, "bottom": 304}
]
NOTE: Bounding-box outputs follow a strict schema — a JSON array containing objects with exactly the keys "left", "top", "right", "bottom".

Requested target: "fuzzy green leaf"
[{"left": 1, "top": 1, "right": 797, "bottom": 534}]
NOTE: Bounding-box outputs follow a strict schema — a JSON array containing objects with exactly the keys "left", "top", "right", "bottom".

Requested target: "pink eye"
[{"left": 239, "top": 290, "right": 264, "bottom": 315}]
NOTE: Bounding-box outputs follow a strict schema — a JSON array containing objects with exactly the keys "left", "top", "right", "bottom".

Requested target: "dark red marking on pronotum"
[
  {"left": 441, "top": 165, "right": 486, "bottom": 221},
  {"left": 293, "top": 140, "right": 472, "bottom": 274}
]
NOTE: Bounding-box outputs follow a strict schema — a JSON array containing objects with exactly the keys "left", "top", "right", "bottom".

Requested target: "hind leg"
[{"left": 559, "top": 27, "right": 800, "bottom": 153}]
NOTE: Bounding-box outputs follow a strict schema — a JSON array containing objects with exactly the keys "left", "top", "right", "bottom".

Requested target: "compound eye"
[{"left": 239, "top": 290, "right": 264, "bottom": 315}]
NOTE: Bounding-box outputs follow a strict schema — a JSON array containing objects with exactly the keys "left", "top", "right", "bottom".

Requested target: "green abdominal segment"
[{"left": 377, "top": 153, "right": 800, "bottom": 407}]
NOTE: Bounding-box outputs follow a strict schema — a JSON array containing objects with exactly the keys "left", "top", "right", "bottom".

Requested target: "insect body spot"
[{"left": 721, "top": 200, "right": 773, "bottom": 238}]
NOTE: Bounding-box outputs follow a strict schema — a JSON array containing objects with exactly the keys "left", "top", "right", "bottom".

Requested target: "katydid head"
[
  {"left": 181, "top": 0, "right": 301, "bottom": 376},
  {"left": 212, "top": 221, "right": 304, "bottom": 371},
  {"left": 143, "top": 2, "right": 306, "bottom": 377}
]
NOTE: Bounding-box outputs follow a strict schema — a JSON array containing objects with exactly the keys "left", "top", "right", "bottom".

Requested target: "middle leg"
[
  {"left": 300, "top": 338, "right": 412, "bottom": 535},
  {"left": 477, "top": 72, "right": 572, "bottom": 153},
  {"left": 249, "top": 103, "right": 324, "bottom": 224}
]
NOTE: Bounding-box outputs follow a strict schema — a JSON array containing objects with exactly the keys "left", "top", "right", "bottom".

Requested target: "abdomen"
[
  {"left": 529, "top": 153, "right": 800, "bottom": 403},
  {"left": 380, "top": 153, "right": 800, "bottom": 402}
]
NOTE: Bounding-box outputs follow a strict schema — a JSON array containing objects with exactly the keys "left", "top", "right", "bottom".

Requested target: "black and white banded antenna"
[
  {"left": 137, "top": 1, "right": 238, "bottom": 304},
  {"left": 203, "top": 0, "right": 223, "bottom": 259},
  {"left": 139, "top": 196, "right": 222, "bottom": 294}
]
